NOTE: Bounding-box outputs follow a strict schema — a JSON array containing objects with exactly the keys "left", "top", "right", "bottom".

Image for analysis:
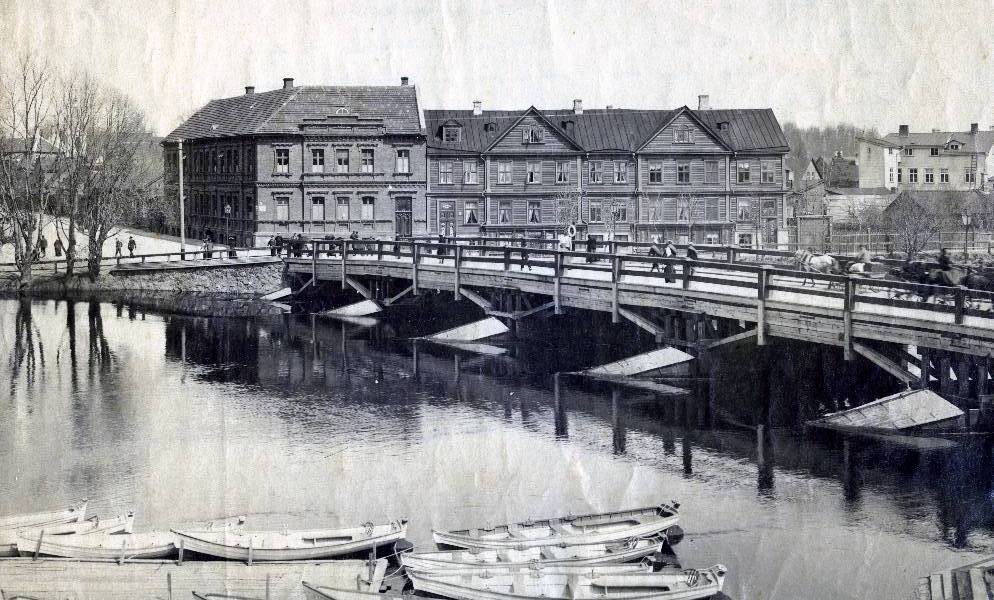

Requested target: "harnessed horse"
[{"left": 794, "top": 250, "right": 842, "bottom": 286}]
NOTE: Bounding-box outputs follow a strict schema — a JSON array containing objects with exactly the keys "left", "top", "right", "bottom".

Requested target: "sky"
[{"left": 3, "top": 0, "right": 994, "bottom": 136}]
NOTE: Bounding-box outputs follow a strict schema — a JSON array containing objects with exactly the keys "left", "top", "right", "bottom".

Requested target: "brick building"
[
  {"left": 163, "top": 78, "right": 426, "bottom": 247},
  {"left": 424, "top": 96, "right": 790, "bottom": 246}
]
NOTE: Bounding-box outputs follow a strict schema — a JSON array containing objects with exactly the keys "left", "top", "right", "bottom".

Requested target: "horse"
[
  {"left": 794, "top": 250, "right": 842, "bottom": 286},
  {"left": 886, "top": 262, "right": 993, "bottom": 305}
]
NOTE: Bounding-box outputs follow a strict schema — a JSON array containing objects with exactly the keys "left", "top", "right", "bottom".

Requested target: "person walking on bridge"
[
  {"left": 585, "top": 235, "right": 597, "bottom": 264},
  {"left": 127, "top": 236, "right": 136, "bottom": 258},
  {"left": 648, "top": 235, "right": 663, "bottom": 272},
  {"left": 53, "top": 237, "right": 63, "bottom": 258},
  {"left": 686, "top": 242, "right": 698, "bottom": 277},
  {"left": 114, "top": 238, "right": 123, "bottom": 258},
  {"left": 662, "top": 239, "right": 677, "bottom": 283}
]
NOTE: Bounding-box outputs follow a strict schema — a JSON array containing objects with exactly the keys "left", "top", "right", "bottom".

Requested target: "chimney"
[
  {"left": 282, "top": 77, "right": 294, "bottom": 90},
  {"left": 698, "top": 94, "right": 710, "bottom": 110},
  {"left": 244, "top": 86, "right": 255, "bottom": 95},
  {"left": 573, "top": 99, "right": 583, "bottom": 115},
  {"left": 606, "top": 105, "right": 614, "bottom": 110},
  {"left": 473, "top": 100, "right": 482, "bottom": 116},
  {"left": 400, "top": 76, "right": 409, "bottom": 86},
  {"left": 899, "top": 125, "right": 909, "bottom": 137},
  {"left": 971, "top": 123, "right": 979, "bottom": 134}
]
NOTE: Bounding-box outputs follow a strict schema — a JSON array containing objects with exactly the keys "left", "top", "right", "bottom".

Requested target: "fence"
[
  {"left": 0, "top": 245, "right": 274, "bottom": 276},
  {"left": 824, "top": 231, "right": 994, "bottom": 256}
]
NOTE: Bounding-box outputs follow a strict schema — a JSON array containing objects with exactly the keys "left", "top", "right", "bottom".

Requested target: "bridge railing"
[
  {"left": 296, "top": 239, "right": 994, "bottom": 327},
  {"left": 0, "top": 245, "right": 275, "bottom": 275}
]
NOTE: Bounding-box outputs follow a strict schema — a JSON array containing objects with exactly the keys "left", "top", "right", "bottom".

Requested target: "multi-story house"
[
  {"left": 858, "top": 124, "right": 994, "bottom": 192},
  {"left": 425, "top": 97, "right": 790, "bottom": 246},
  {"left": 163, "top": 77, "right": 426, "bottom": 247}
]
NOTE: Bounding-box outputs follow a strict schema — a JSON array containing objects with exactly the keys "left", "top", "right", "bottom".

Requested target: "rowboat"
[
  {"left": 16, "top": 530, "right": 177, "bottom": 560},
  {"left": 402, "top": 536, "right": 665, "bottom": 571},
  {"left": 1, "top": 512, "right": 134, "bottom": 557},
  {"left": 0, "top": 499, "right": 87, "bottom": 532},
  {"left": 433, "top": 504, "right": 679, "bottom": 549},
  {"left": 173, "top": 519, "right": 408, "bottom": 561},
  {"left": 303, "top": 583, "right": 405, "bottom": 600},
  {"left": 408, "top": 563, "right": 726, "bottom": 600}
]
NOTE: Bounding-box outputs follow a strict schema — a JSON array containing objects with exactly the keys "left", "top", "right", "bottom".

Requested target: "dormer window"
[
  {"left": 484, "top": 122, "right": 497, "bottom": 133},
  {"left": 522, "top": 127, "right": 544, "bottom": 144},
  {"left": 443, "top": 126, "right": 461, "bottom": 142},
  {"left": 674, "top": 125, "right": 694, "bottom": 144},
  {"left": 950, "top": 144, "right": 960, "bottom": 150}
]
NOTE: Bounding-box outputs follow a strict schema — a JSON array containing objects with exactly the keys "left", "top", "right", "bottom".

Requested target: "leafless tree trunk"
[{"left": 885, "top": 193, "right": 939, "bottom": 262}]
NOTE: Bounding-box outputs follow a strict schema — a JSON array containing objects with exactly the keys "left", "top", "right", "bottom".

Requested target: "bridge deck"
[
  {"left": 109, "top": 254, "right": 281, "bottom": 274},
  {"left": 285, "top": 244, "right": 994, "bottom": 356}
]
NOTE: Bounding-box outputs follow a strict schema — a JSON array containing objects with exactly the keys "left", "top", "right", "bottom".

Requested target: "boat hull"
[
  {"left": 16, "top": 531, "right": 176, "bottom": 560},
  {"left": 433, "top": 504, "right": 679, "bottom": 549},
  {"left": 402, "top": 538, "right": 664, "bottom": 571},
  {"left": 302, "top": 583, "right": 404, "bottom": 600},
  {"left": 0, "top": 512, "right": 133, "bottom": 557},
  {"left": 0, "top": 501, "right": 87, "bottom": 533},
  {"left": 173, "top": 522, "right": 407, "bottom": 561}
]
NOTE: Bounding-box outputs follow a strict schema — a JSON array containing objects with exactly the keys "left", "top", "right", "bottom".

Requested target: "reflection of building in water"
[{"left": 164, "top": 315, "right": 261, "bottom": 383}]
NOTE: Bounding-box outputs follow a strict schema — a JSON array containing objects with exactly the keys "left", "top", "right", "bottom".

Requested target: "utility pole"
[{"left": 178, "top": 139, "right": 186, "bottom": 258}]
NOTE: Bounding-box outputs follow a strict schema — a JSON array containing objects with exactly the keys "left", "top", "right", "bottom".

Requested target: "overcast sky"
[{"left": 3, "top": 0, "right": 993, "bottom": 136}]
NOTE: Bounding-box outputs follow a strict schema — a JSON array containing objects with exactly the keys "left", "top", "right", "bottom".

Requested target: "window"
[
  {"left": 677, "top": 197, "right": 689, "bottom": 221},
  {"left": 736, "top": 198, "right": 752, "bottom": 220},
  {"left": 904, "top": 148, "right": 913, "bottom": 156},
  {"left": 361, "top": 149, "right": 374, "bottom": 173},
  {"left": 589, "top": 201, "right": 602, "bottom": 223},
  {"left": 614, "top": 162, "right": 628, "bottom": 183},
  {"left": 704, "top": 197, "right": 719, "bottom": 221},
  {"left": 274, "top": 149, "right": 289, "bottom": 174},
  {"left": 464, "top": 201, "right": 479, "bottom": 224},
  {"left": 443, "top": 126, "right": 461, "bottom": 142},
  {"left": 336, "top": 197, "right": 349, "bottom": 221},
  {"left": 463, "top": 161, "right": 478, "bottom": 184},
  {"left": 940, "top": 168, "right": 949, "bottom": 183},
  {"left": 439, "top": 161, "right": 453, "bottom": 184},
  {"left": 311, "top": 197, "right": 325, "bottom": 220},
  {"left": 648, "top": 162, "right": 662, "bottom": 183},
  {"left": 924, "top": 168, "right": 934, "bottom": 183},
  {"left": 233, "top": 149, "right": 239, "bottom": 172},
  {"left": 761, "top": 161, "right": 776, "bottom": 184},
  {"left": 360, "top": 197, "right": 374, "bottom": 221},
  {"left": 897, "top": 168, "right": 902, "bottom": 183},
  {"left": 614, "top": 204, "right": 627, "bottom": 222},
  {"left": 930, "top": 147, "right": 939, "bottom": 156},
  {"left": 908, "top": 168, "right": 918, "bottom": 183},
  {"left": 677, "top": 163, "right": 690, "bottom": 184},
  {"left": 311, "top": 149, "right": 325, "bottom": 173},
  {"left": 889, "top": 167, "right": 895, "bottom": 183},
  {"left": 522, "top": 127, "right": 544, "bottom": 144},
  {"left": 737, "top": 162, "right": 751, "bottom": 183},
  {"left": 704, "top": 160, "right": 719, "bottom": 184},
  {"left": 497, "top": 161, "right": 512, "bottom": 184},
  {"left": 647, "top": 197, "right": 663, "bottom": 221},
  {"left": 674, "top": 126, "right": 693, "bottom": 144},
  {"left": 589, "top": 161, "right": 603, "bottom": 184},
  {"left": 527, "top": 201, "right": 541, "bottom": 223},
  {"left": 498, "top": 201, "right": 511, "bottom": 223},
  {"left": 556, "top": 161, "right": 569, "bottom": 184},
  {"left": 336, "top": 149, "right": 349, "bottom": 173},
  {"left": 737, "top": 233, "right": 754, "bottom": 247},
  {"left": 966, "top": 169, "right": 976, "bottom": 183},
  {"left": 275, "top": 196, "right": 289, "bottom": 220},
  {"left": 245, "top": 195, "right": 253, "bottom": 217},
  {"left": 396, "top": 149, "right": 410, "bottom": 173},
  {"left": 526, "top": 161, "right": 542, "bottom": 184},
  {"left": 950, "top": 144, "right": 960, "bottom": 150}
]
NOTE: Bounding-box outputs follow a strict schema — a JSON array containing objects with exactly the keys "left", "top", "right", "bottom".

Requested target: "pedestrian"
[
  {"left": 37, "top": 234, "right": 47, "bottom": 258},
  {"left": 663, "top": 239, "right": 677, "bottom": 283},
  {"left": 273, "top": 234, "right": 284, "bottom": 257},
  {"left": 686, "top": 242, "right": 698, "bottom": 277},
  {"left": 648, "top": 235, "right": 662, "bottom": 273},
  {"left": 436, "top": 233, "right": 445, "bottom": 257},
  {"left": 519, "top": 236, "right": 531, "bottom": 271},
  {"left": 585, "top": 235, "right": 596, "bottom": 263},
  {"left": 267, "top": 237, "right": 277, "bottom": 256},
  {"left": 53, "top": 237, "right": 64, "bottom": 258},
  {"left": 854, "top": 244, "right": 872, "bottom": 273},
  {"left": 127, "top": 235, "right": 136, "bottom": 257},
  {"left": 938, "top": 247, "right": 952, "bottom": 271},
  {"left": 114, "top": 238, "right": 123, "bottom": 258}
]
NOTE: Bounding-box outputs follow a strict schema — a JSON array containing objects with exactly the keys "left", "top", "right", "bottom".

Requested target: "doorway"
[
  {"left": 394, "top": 197, "right": 412, "bottom": 238},
  {"left": 439, "top": 201, "right": 455, "bottom": 237}
]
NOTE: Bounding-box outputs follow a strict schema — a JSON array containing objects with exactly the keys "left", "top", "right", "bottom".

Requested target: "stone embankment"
[{"left": 0, "top": 262, "right": 289, "bottom": 317}]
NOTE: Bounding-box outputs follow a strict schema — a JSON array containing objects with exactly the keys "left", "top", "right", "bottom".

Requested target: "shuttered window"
[{"left": 275, "top": 196, "right": 289, "bottom": 221}]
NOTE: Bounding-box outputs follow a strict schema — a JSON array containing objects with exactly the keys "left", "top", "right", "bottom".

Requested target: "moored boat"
[
  {"left": 302, "top": 583, "right": 404, "bottom": 600},
  {"left": 408, "top": 563, "right": 726, "bottom": 600},
  {"left": 402, "top": 536, "right": 665, "bottom": 571},
  {"left": 1, "top": 512, "right": 134, "bottom": 557},
  {"left": 433, "top": 504, "right": 679, "bottom": 549},
  {"left": 0, "top": 499, "right": 87, "bottom": 532},
  {"left": 16, "top": 530, "right": 177, "bottom": 560},
  {"left": 173, "top": 519, "right": 408, "bottom": 561}
]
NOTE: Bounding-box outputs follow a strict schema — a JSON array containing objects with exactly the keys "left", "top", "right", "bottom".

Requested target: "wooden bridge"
[{"left": 282, "top": 238, "right": 994, "bottom": 397}]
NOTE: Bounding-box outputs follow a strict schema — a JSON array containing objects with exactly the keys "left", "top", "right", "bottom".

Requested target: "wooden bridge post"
[
  {"left": 957, "top": 356, "right": 972, "bottom": 399},
  {"left": 954, "top": 286, "right": 967, "bottom": 325},
  {"left": 411, "top": 242, "right": 419, "bottom": 296},
  {"left": 978, "top": 356, "right": 991, "bottom": 403},
  {"left": 843, "top": 276, "right": 855, "bottom": 361},
  {"left": 454, "top": 245, "right": 462, "bottom": 300},
  {"left": 756, "top": 266, "right": 769, "bottom": 346},
  {"left": 939, "top": 353, "right": 953, "bottom": 395},
  {"left": 611, "top": 255, "right": 621, "bottom": 324},
  {"left": 919, "top": 348, "right": 931, "bottom": 389},
  {"left": 553, "top": 252, "right": 562, "bottom": 315},
  {"left": 341, "top": 240, "right": 348, "bottom": 289},
  {"left": 503, "top": 247, "right": 510, "bottom": 271},
  {"left": 727, "top": 245, "right": 736, "bottom": 264},
  {"left": 311, "top": 241, "right": 318, "bottom": 281}
]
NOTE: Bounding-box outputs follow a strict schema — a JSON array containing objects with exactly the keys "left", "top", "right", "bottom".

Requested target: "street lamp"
[{"left": 962, "top": 212, "right": 973, "bottom": 259}]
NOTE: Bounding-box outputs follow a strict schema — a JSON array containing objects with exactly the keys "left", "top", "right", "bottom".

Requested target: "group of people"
[
  {"left": 113, "top": 236, "right": 137, "bottom": 258},
  {"left": 648, "top": 235, "right": 697, "bottom": 282}
]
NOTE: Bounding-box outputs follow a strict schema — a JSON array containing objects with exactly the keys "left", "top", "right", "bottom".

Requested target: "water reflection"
[{"left": 1, "top": 300, "right": 993, "bottom": 599}]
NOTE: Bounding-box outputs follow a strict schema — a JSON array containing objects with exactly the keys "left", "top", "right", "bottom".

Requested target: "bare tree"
[
  {"left": 676, "top": 192, "right": 706, "bottom": 243},
  {"left": 885, "top": 192, "right": 939, "bottom": 261},
  {"left": 555, "top": 188, "right": 583, "bottom": 233},
  {"left": 0, "top": 54, "right": 57, "bottom": 286}
]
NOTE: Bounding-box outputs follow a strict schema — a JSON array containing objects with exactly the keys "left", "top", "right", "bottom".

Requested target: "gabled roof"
[
  {"left": 425, "top": 106, "right": 788, "bottom": 154},
  {"left": 884, "top": 189, "right": 988, "bottom": 215},
  {"left": 856, "top": 135, "right": 900, "bottom": 148},
  {"left": 483, "top": 106, "right": 583, "bottom": 152},
  {"left": 882, "top": 130, "right": 994, "bottom": 154},
  {"left": 164, "top": 85, "right": 422, "bottom": 142},
  {"left": 636, "top": 106, "right": 732, "bottom": 152}
]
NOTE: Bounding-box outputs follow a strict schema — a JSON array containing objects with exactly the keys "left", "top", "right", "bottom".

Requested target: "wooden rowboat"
[
  {"left": 433, "top": 504, "right": 679, "bottom": 549},
  {"left": 0, "top": 499, "right": 87, "bottom": 532},
  {"left": 1, "top": 512, "right": 134, "bottom": 557},
  {"left": 173, "top": 519, "right": 408, "bottom": 562},
  {"left": 402, "top": 536, "right": 665, "bottom": 571},
  {"left": 16, "top": 530, "right": 178, "bottom": 560},
  {"left": 302, "top": 583, "right": 404, "bottom": 600},
  {"left": 408, "top": 563, "right": 726, "bottom": 600}
]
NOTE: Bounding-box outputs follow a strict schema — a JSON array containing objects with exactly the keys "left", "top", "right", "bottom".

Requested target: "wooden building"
[
  {"left": 162, "top": 77, "right": 426, "bottom": 247},
  {"left": 424, "top": 96, "right": 790, "bottom": 246}
]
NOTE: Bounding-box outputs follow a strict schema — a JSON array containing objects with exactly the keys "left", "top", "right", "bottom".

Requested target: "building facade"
[
  {"left": 163, "top": 78, "right": 427, "bottom": 247},
  {"left": 858, "top": 124, "right": 994, "bottom": 192},
  {"left": 425, "top": 98, "right": 790, "bottom": 247}
]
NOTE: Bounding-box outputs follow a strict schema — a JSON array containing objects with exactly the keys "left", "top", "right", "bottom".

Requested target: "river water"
[{"left": 1, "top": 297, "right": 992, "bottom": 599}]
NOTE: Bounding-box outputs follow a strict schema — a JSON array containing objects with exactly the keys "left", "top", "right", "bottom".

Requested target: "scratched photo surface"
[{"left": 1, "top": 2, "right": 993, "bottom": 600}]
